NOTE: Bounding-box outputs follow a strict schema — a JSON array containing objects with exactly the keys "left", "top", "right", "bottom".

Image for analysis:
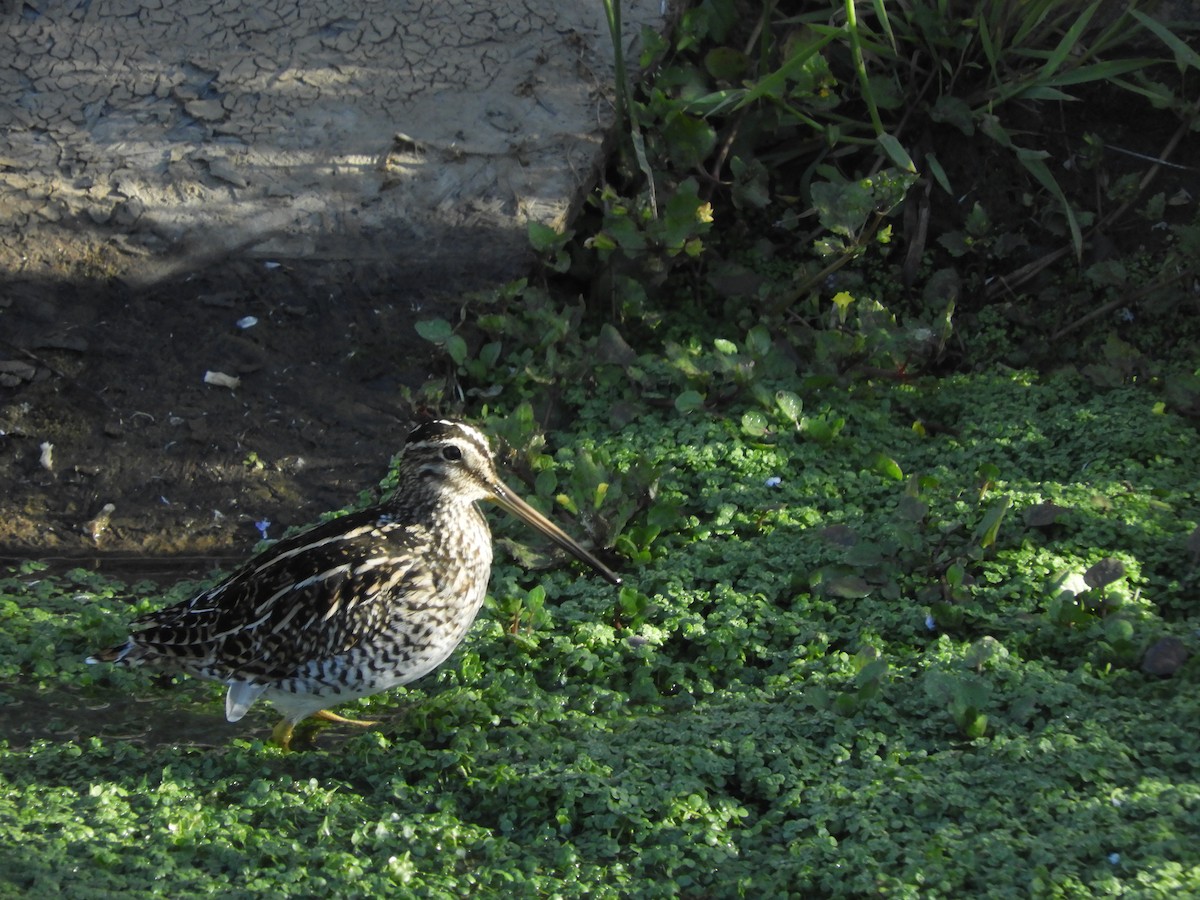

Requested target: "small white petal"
[{"left": 204, "top": 370, "right": 241, "bottom": 389}]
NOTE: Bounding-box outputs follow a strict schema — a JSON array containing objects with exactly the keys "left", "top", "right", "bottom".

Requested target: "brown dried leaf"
[
  {"left": 1024, "top": 501, "right": 1067, "bottom": 528},
  {"left": 1141, "top": 637, "right": 1189, "bottom": 677},
  {"left": 1083, "top": 557, "right": 1125, "bottom": 589}
]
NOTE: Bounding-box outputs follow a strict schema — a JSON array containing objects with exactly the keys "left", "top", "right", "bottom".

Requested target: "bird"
[{"left": 87, "top": 419, "right": 621, "bottom": 749}]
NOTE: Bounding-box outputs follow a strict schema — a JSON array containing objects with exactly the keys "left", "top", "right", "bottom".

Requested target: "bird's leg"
[
  {"left": 310, "top": 708, "right": 379, "bottom": 728},
  {"left": 270, "top": 709, "right": 379, "bottom": 750},
  {"left": 271, "top": 718, "right": 297, "bottom": 751}
]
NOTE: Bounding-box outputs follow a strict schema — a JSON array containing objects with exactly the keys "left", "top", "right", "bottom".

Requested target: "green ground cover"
[
  {"left": 5, "top": 1, "right": 1200, "bottom": 895},
  {"left": 2, "top": 368, "right": 1197, "bottom": 897}
]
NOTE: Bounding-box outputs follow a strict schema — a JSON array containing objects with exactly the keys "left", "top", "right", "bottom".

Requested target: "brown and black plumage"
[{"left": 87, "top": 420, "right": 621, "bottom": 748}]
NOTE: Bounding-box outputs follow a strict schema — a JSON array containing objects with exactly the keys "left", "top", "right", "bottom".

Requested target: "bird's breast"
[{"left": 424, "top": 505, "right": 493, "bottom": 600}]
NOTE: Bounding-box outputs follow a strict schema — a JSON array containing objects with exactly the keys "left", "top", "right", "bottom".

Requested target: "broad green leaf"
[
  {"left": 775, "top": 390, "right": 803, "bottom": 424},
  {"left": 704, "top": 46, "right": 749, "bottom": 81},
  {"left": 527, "top": 221, "right": 564, "bottom": 252},
  {"left": 745, "top": 324, "right": 772, "bottom": 358},
  {"left": 662, "top": 111, "right": 717, "bottom": 171},
  {"left": 446, "top": 334, "right": 468, "bottom": 365},
  {"left": 877, "top": 133, "right": 916, "bottom": 173},
  {"left": 960, "top": 708, "right": 989, "bottom": 740},
  {"left": 415, "top": 318, "right": 453, "bottom": 343},
  {"left": 479, "top": 341, "right": 502, "bottom": 368},
  {"left": 802, "top": 415, "right": 843, "bottom": 444},
  {"left": 602, "top": 215, "right": 647, "bottom": 253},
  {"left": 946, "top": 562, "right": 966, "bottom": 589},
  {"left": 811, "top": 180, "right": 875, "bottom": 238},
  {"left": 975, "top": 494, "right": 1012, "bottom": 549},
  {"left": 534, "top": 469, "right": 557, "bottom": 498},
  {"left": 930, "top": 96, "right": 974, "bottom": 136},
  {"left": 827, "top": 574, "right": 873, "bottom": 599},
  {"left": 741, "top": 409, "right": 769, "bottom": 436},
  {"left": 869, "top": 453, "right": 904, "bottom": 481},
  {"left": 977, "top": 462, "right": 1001, "bottom": 484},
  {"left": 675, "top": 390, "right": 706, "bottom": 413},
  {"left": 1104, "top": 617, "right": 1135, "bottom": 644}
]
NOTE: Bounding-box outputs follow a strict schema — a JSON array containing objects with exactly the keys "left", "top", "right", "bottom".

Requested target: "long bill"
[{"left": 489, "top": 480, "right": 622, "bottom": 586}]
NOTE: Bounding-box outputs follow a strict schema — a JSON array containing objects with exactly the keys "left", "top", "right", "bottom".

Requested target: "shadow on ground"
[{"left": 0, "top": 241, "right": 483, "bottom": 562}]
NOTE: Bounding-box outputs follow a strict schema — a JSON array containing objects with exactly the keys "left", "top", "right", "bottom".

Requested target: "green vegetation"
[
  {"left": 3, "top": 372, "right": 1198, "bottom": 896},
  {"left": 4, "top": 1, "right": 1200, "bottom": 896}
]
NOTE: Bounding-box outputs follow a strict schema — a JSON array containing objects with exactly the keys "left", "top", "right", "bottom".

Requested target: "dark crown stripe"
[{"left": 404, "top": 420, "right": 492, "bottom": 459}]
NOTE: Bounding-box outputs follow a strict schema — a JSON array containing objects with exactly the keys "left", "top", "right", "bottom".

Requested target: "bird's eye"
[{"left": 442, "top": 445, "right": 463, "bottom": 461}]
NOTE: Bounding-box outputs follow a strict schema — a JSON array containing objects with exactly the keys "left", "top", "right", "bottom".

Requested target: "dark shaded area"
[
  {"left": 0, "top": 247, "right": 474, "bottom": 563},
  {"left": 0, "top": 681, "right": 396, "bottom": 750}
]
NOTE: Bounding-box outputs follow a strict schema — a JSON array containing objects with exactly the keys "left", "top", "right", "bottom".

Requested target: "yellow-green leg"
[
  {"left": 311, "top": 708, "right": 379, "bottom": 728},
  {"left": 271, "top": 718, "right": 297, "bottom": 751},
  {"left": 271, "top": 709, "right": 380, "bottom": 750}
]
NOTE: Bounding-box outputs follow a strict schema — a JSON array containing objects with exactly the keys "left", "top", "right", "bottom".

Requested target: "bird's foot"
[
  {"left": 310, "top": 708, "right": 380, "bottom": 728},
  {"left": 270, "top": 709, "right": 380, "bottom": 750}
]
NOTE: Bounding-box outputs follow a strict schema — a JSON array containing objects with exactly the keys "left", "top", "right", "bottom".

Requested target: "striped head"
[
  {"left": 396, "top": 419, "right": 621, "bottom": 585},
  {"left": 397, "top": 419, "right": 503, "bottom": 506}
]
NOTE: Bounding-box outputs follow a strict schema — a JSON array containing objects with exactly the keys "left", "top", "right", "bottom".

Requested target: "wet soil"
[
  {"left": 0, "top": 681, "right": 409, "bottom": 750},
  {"left": 0, "top": 237, "right": 452, "bottom": 572}
]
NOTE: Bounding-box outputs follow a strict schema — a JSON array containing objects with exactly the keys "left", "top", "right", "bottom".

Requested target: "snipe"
[{"left": 87, "top": 420, "right": 621, "bottom": 748}]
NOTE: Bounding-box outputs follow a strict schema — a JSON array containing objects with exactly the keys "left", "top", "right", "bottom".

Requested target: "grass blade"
[
  {"left": 1037, "top": 0, "right": 1099, "bottom": 80},
  {"left": 846, "top": 0, "right": 884, "bottom": 135},
  {"left": 925, "top": 151, "right": 953, "bottom": 195},
  {"left": 733, "top": 29, "right": 838, "bottom": 110},
  {"left": 1017, "top": 149, "right": 1083, "bottom": 261},
  {"left": 870, "top": 0, "right": 897, "bottom": 53},
  {"left": 1131, "top": 9, "right": 1200, "bottom": 72}
]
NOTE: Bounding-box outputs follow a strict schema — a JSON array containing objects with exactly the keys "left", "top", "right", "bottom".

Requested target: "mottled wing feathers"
[{"left": 126, "top": 509, "right": 435, "bottom": 682}]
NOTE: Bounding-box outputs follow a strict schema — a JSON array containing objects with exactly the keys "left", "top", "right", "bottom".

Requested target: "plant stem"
[{"left": 846, "top": 0, "right": 884, "bottom": 135}]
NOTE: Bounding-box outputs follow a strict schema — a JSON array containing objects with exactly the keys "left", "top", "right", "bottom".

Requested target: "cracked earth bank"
[{"left": 0, "top": 1, "right": 665, "bottom": 561}]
